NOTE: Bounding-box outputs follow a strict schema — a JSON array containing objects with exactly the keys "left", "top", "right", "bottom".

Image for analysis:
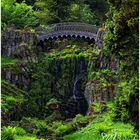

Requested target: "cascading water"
[
  {"left": 64, "top": 59, "right": 88, "bottom": 118},
  {"left": 72, "top": 74, "right": 82, "bottom": 101},
  {"left": 71, "top": 60, "right": 87, "bottom": 114}
]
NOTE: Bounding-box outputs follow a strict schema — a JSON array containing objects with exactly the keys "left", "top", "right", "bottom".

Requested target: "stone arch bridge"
[{"left": 37, "top": 22, "right": 99, "bottom": 43}]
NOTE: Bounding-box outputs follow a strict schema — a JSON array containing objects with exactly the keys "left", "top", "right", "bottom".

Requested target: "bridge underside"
[{"left": 38, "top": 30, "right": 97, "bottom": 42}]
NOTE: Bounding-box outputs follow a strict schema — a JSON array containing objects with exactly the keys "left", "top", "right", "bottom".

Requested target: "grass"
[
  {"left": 63, "top": 112, "right": 138, "bottom": 140},
  {"left": 1, "top": 126, "right": 44, "bottom": 140},
  {"left": 14, "top": 135, "right": 44, "bottom": 140}
]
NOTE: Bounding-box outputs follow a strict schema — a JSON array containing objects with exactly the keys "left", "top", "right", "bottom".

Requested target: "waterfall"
[
  {"left": 64, "top": 60, "right": 87, "bottom": 118},
  {"left": 72, "top": 60, "right": 84, "bottom": 101},
  {"left": 72, "top": 74, "right": 82, "bottom": 101}
]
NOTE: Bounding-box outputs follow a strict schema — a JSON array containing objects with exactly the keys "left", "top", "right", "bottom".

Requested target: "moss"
[
  {"left": 5, "top": 96, "right": 17, "bottom": 105},
  {"left": 27, "top": 45, "right": 98, "bottom": 117},
  {"left": 46, "top": 45, "right": 100, "bottom": 59},
  {"left": 1, "top": 57, "right": 16, "bottom": 68},
  {"left": 46, "top": 98, "right": 60, "bottom": 106},
  {"left": 23, "top": 44, "right": 114, "bottom": 119},
  {"left": 1, "top": 80, "right": 27, "bottom": 126},
  {"left": 44, "top": 114, "right": 90, "bottom": 137}
]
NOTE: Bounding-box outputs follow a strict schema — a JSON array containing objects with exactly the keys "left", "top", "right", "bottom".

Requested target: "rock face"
[
  {"left": 1, "top": 68, "right": 30, "bottom": 89},
  {"left": 84, "top": 80, "right": 116, "bottom": 106},
  {"left": 2, "top": 29, "right": 37, "bottom": 89},
  {"left": 2, "top": 28, "right": 117, "bottom": 118},
  {"left": 2, "top": 28, "right": 37, "bottom": 57},
  {"left": 84, "top": 53, "right": 117, "bottom": 115}
]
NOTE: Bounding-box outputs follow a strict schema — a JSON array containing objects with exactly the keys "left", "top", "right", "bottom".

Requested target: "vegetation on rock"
[{"left": 1, "top": 0, "right": 139, "bottom": 139}]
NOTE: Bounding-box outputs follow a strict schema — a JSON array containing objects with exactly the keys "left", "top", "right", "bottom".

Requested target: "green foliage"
[
  {"left": 91, "top": 102, "right": 100, "bottom": 113},
  {"left": 1, "top": 1, "right": 139, "bottom": 140},
  {"left": 14, "top": 135, "right": 44, "bottom": 140},
  {"left": 46, "top": 45, "right": 99, "bottom": 59},
  {"left": 26, "top": 45, "right": 98, "bottom": 117},
  {"left": 1, "top": 57, "right": 16, "bottom": 68},
  {"left": 34, "top": 0, "right": 109, "bottom": 24},
  {"left": 18, "top": 115, "right": 89, "bottom": 138},
  {"left": 113, "top": 75, "right": 139, "bottom": 123},
  {"left": 1, "top": 0, "right": 108, "bottom": 27},
  {"left": 68, "top": 4, "right": 94, "bottom": 24},
  {"left": 46, "top": 114, "right": 90, "bottom": 137},
  {"left": 19, "top": 117, "right": 49, "bottom": 138},
  {"left": 51, "top": 121, "right": 70, "bottom": 136},
  {"left": 2, "top": 126, "right": 15, "bottom": 140},
  {"left": 34, "top": 0, "right": 71, "bottom": 23},
  {"left": 103, "top": 0, "right": 138, "bottom": 127},
  {"left": 64, "top": 113, "right": 138, "bottom": 140},
  {"left": 72, "top": 114, "right": 89, "bottom": 125},
  {"left": 46, "top": 98, "right": 60, "bottom": 106},
  {"left": 85, "top": 0, "right": 108, "bottom": 25},
  {"left": 2, "top": 0, "right": 39, "bottom": 28},
  {"left": 5, "top": 96, "right": 17, "bottom": 106},
  {"left": 1, "top": 80, "right": 25, "bottom": 114},
  {"left": 1, "top": 125, "right": 44, "bottom": 140},
  {"left": 1, "top": 80, "right": 26, "bottom": 96},
  {"left": 36, "top": 120, "right": 48, "bottom": 132},
  {"left": 1, "top": 80, "right": 26, "bottom": 126},
  {"left": 104, "top": 0, "right": 138, "bottom": 73},
  {"left": 2, "top": 126, "right": 26, "bottom": 140}
]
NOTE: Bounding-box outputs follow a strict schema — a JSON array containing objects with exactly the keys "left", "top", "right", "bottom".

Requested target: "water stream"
[
  {"left": 64, "top": 60, "right": 88, "bottom": 118},
  {"left": 72, "top": 74, "right": 82, "bottom": 101}
]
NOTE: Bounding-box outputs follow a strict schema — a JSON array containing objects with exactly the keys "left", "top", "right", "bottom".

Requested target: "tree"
[
  {"left": 67, "top": 3, "right": 94, "bottom": 24},
  {"left": 103, "top": 0, "right": 139, "bottom": 128},
  {"left": 35, "top": 0, "right": 72, "bottom": 24},
  {"left": 34, "top": 0, "right": 96, "bottom": 24},
  {"left": 16, "top": 0, "right": 36, "bottom": 5},
  {"left": 2, "top": 0, "right": 39, "bottom": 28},
  {"left": 85, "top": 0, "right": 108, "bottom": 25}
]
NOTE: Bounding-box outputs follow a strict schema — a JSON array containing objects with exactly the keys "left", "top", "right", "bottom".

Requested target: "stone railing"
[
  {"left": 37, "top": 22, "right": 98, "bottom": 33},
  {"left": 37, "top": 22, "right": 99, "bottom": 41}
]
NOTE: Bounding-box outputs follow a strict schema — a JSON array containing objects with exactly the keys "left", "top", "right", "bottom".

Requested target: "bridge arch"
[{"left": 37, "top": 22, "right": 98, "bottom": 42}]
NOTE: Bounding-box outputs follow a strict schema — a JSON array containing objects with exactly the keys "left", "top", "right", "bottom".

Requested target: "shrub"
[
  {"left": 13, "top": 135, "right": 37, "bottom": 140},
  {"left": 2, "top": 0, "right": 39, "bottom": 28},
  {"left": 46, "top": 98, "right": 60, "bottom": 107},
  {"left": 2, "top": 126, "right": 15, "bottom": 140},
  {"left": 55, "top": 125, "right": 70, "bottom": 136},
  {"left": 2, "top": 126, "right": 26, "bottom": 140},
  {"left": 68, "top": 4, "right": 94, "bottom": 24},
  {"left": 13, "top": 135, "right": 45, "bottom": 140},
  {"left": 36, "top": 120, "right": 47, "bottom": 132},
  {"left": 91, "top": 102, "right": 100, "bottom": 113},
  {"left": 5, "top": 96, "right": 17, "bottom": 105},
  {"left": 113, "top": 77, "right": 138, "bottom": 123},
  {"left": 51, "top": 121, "right": 71, "bottom": 136},
  {"left": 1, "top": 57, "right": 16, "bottom": 68},
  {"left": 19, "top": 117, "right": 50, "bottom": 137},
  {"left": 63, "top": 113, "right": 138, "bottom": 140},
  {"left": 72, "top": 114, "right": 88, "bottom": 124}
]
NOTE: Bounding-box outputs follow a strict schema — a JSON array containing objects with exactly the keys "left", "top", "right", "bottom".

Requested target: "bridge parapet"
[
  {"left": 37, "top": 22, "right": 99, "bottom": 41},
  {"left": 37, "top": 22, "right": 98, "bottom": 34}
]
